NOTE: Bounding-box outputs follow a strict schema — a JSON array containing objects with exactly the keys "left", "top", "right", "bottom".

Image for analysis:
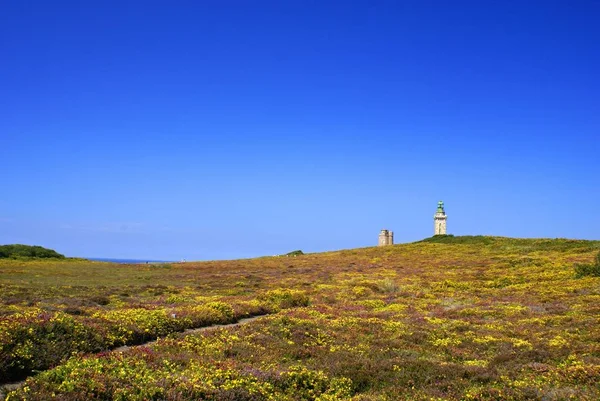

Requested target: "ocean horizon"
[{"left": 86, "top": 257, "right": 175, "bottom": 264}]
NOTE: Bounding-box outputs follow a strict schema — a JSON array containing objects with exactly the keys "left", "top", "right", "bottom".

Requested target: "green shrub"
[
  {"left": 376, "top": 279, "right": 400, "bottom": 294},
  {"left": 206, "top": 301, "right": 235, "bottom": 320},
  {"left": 574, "top": 251, "right": 600, "bottom": 278},
  {"left": 259, "top": 289, "right": 309, "bottom": 311},
  {"left": 278, "top": 366, "right": 353, "bottom": 399},
  {"left": 0, "top": 244, "right": 65, "bottom": 259}
]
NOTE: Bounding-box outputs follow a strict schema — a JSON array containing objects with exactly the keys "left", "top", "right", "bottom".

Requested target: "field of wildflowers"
[{"left": 1, "top": 236, "right": 599, "bottom": 400}]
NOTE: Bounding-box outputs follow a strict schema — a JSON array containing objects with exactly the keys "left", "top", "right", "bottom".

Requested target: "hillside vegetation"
[
  {"left": 0, "top": 244, "right": 65, "bottom": 259},
  {"left": 1, "top": 236, "right": 600, "bottom": 400}
]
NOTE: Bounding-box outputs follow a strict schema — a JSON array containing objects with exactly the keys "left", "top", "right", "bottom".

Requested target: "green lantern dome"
[{"left": 436, "top": 201, "right": 445, "bottom": 213}]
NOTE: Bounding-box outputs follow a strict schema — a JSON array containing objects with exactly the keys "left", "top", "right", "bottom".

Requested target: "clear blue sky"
[{"left": 1, "top": 1, "right": 598, "bottom": 260}]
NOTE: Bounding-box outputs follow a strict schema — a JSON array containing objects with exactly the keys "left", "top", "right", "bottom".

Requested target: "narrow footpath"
[{"left": 0, "top": 314, "right": 266, "bottom": 399}]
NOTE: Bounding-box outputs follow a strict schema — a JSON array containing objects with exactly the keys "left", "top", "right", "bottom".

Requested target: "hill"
[
  {"left": 1, "top": 236, "right": 599, "bottom": 400},
  {"left": 0, "top": 244, "right": 65, "bottom": 259}
]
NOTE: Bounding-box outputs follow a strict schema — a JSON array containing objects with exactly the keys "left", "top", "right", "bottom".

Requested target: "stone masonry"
[{"left": 378, "top": 229, "right": 394, "bottom": 246}]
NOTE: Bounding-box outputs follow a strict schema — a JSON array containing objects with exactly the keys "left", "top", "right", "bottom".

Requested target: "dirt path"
[
  {"left": 0, "top": 314, "right": 267, "bottom": 399},
  {"left": 112, "top": 314, "right": 265, "bottom": 352}
]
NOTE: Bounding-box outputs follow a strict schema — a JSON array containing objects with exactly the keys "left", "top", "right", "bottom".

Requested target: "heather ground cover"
[{"left": 1, "top": 237, "right": 600, "bottom": 400}]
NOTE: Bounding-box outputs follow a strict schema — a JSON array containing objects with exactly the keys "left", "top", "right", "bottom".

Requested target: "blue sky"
[{"left": 1, "top": 1, "right": 599, "bottom": 260}]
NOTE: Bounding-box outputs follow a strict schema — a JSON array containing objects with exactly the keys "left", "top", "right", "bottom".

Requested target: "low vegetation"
[
  {"left": 0, "top": 244, "right": 65, "bottom": 260},
  {"left": 574, "top": 250, "right": 600, "bottom": 278},
  {"left": 1, "top": 236, "right": 599, "bottom": 400}
]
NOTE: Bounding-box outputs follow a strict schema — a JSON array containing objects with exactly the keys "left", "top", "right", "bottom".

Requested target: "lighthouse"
[{"left": 434, "top": 201, "right": 447, "bottom": 235}]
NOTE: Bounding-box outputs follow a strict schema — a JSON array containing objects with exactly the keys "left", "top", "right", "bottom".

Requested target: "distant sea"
[{"left": 87, "top": 258, "right": 174, "bottom": 264}]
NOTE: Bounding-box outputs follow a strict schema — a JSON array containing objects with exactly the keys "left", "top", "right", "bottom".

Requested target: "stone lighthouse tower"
[
  {"left": 434, "top": 201, "right": 447, "bottom": 235},
  {"left": 378, "top": 229, "right": 394, "bottom": 246}
]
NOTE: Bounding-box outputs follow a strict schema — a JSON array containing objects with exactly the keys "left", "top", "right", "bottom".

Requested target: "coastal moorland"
[{"left": 1, "top": 236, "right": 599, "bottom": 400}]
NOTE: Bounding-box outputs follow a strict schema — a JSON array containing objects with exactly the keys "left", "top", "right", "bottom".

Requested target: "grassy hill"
[{"left": 1, "top": 237, "right": 599, "bottom": 400}]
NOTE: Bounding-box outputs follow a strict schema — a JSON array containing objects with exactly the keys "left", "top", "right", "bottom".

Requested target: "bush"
[
  {"left": 259, "top": 289, "right": 309, "bottom": 311},
  {"left": 574, "top": 251, "right": 600, "bottom": 278},
  {"left": 574, "top": 263, "right": 600, "bottom": 278},
  {"left": 206, "top": 301, "right": 235, "bottom": 320},
  {"left": 0, "top": 310, "right": 104, "bottom": 382},
  {"left": 0, "top": 244, "right": 65, "bottom": 259}
]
